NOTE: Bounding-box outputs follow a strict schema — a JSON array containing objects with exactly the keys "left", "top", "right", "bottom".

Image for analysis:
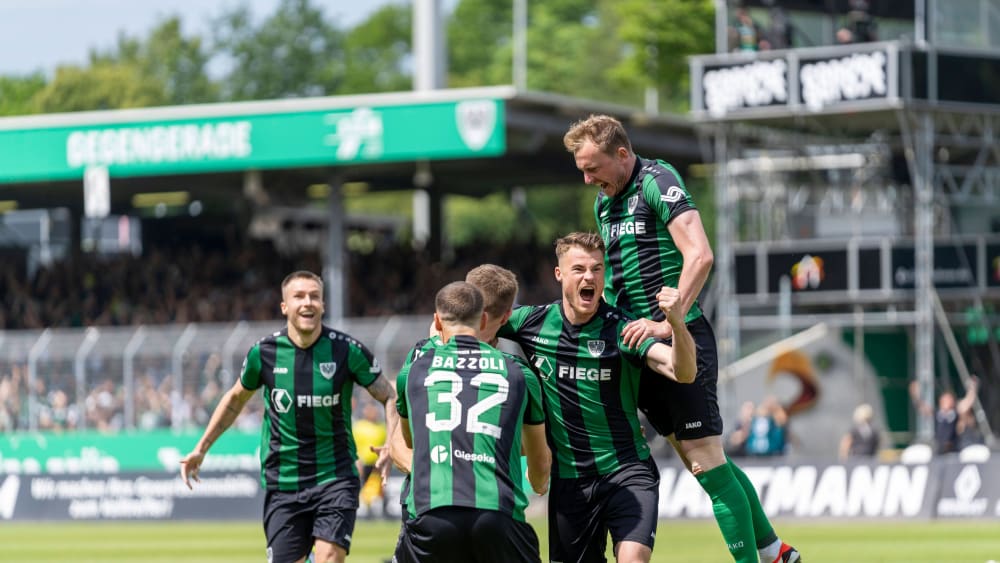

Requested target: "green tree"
[
  {"left": 89, "top": 16, "right": 217, "bottom": 106},
  {"left": 0, "top": 74, "right": 46, "bottom": 116},
  {"left": 212, "top": 0, "right": 345, "bottom": 100},
  {"left": 32, "top": 63, "right": 166, "bottom": 113},
  {"left": 447, "top": 0, "right": 513, "bottom": 87},
  {"left": 611, "top": 0, "right": 715, "bottom": 111},
  {"left": 341, "top": 5, "right": 412, "bottom": 94}
]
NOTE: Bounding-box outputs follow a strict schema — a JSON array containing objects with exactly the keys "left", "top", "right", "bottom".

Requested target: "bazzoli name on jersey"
[
  {"left": 431, "top": 355, "right": 504, "bottom": 371},
  {"left": 604, "top": 220, "right": 646, "bottom": 239},
  {"left": 558, "top": 365, "right": 612, "bottom": 381}
]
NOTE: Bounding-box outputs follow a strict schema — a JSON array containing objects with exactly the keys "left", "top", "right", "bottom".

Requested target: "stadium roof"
[{"left": 0, "top": 86, "right": 701, "bottom": 215}]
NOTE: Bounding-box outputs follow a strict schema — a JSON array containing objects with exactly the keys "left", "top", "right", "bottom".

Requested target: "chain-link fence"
[{"left": 0, "top": 316, "right": 431, "bottom": 433}]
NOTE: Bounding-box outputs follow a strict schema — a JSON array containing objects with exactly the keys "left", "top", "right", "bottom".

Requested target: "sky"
[{"left": 0, "top": 0, "right": 401, "bottom": 76}]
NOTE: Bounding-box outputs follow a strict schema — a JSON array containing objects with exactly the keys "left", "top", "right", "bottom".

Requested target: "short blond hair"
[
  {"left": 555, "top": 232, "right": 605, "bottom": 260},
  {"left": 466, "top": 264, "right": 518, "bottom": 318},
  {"left": 563, "top": 114, "right": 633, "bottom": 156}
]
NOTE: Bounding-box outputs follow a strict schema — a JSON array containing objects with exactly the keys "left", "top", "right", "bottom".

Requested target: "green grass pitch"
[{"left": 3, "top": 519, "right": 999, "bottom": 562}]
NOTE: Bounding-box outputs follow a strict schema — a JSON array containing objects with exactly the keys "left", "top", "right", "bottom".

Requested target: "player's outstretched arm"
[
  {"left": 522, "top": 423, "right": 551, "bottom": 495},
  {"left": 180, "top": 380, "right": 256, "bottom": 489},
  {"left": 668, "top": 210, "right": 714, "bottom": 319},
  {"left": 366, "top": 374, "right": 408, "bottom": 482}
]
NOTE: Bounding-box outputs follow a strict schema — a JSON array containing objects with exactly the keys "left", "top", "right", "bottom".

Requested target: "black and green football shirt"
[
  {"left": 240, "top": 325, "right": 381, "bottom": 491},
  {"left": 498, "top": 301, "right": 654, "bottom": 479},
  {"left": 396, "top": 334, "right": 544, "bottom": 522},
  {"left": 594, "top": 155, "right": 703, "bottom": 323}
]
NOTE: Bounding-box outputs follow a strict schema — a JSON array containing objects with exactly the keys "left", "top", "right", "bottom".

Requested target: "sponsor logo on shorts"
[
  {"left": 684, "top": 421, "right": 702, "bottom": 430},
  {"left": 266, "top": 546, "right": 273, "bottom": 563}
]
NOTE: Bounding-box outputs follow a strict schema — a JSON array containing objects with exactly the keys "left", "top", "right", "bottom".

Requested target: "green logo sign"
[{"left": 0, "top": 98, "right": 505, "bottom": 183}]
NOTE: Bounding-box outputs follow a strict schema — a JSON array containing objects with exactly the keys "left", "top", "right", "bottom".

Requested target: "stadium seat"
[
  {"left": 958, "top": 444, "right": 991, "bottom": 463},
  {"left": 899, "top": 443, "right": 933, "bottom": 464}
]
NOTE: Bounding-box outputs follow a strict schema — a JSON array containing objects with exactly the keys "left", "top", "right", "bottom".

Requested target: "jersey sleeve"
[
  {"left": 643, "top": 164, "right": 696, "bottom": 226},
  {"left": 239, "top": 344, "right": 263, "bottom": 390},
  {"left": 395, "top": 360, "right": 411, "bottom": 420},
  {"left": 347, "top": 339, "right": 381, "bottom": 387},
  {"left": 616, "top": 319, "right": 658, "bottom": 366},
  {"left": 515, "top": 356, "right": 546, "bottom": 425}
]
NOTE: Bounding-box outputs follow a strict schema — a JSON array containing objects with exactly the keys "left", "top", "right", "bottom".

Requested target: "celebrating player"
[
  {"left": 393, "top": 281, "right": 550, "bottom": 563},
  {"left": 180, "top": 270, "right": 400, "bottom": 563},
  {"left": 564, "top": 114, "right": 801, "bottom": 563},
  {"left": 497, "top": 232, "right": 696, "bottom": 563}
]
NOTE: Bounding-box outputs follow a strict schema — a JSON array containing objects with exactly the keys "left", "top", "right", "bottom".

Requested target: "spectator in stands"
[
  {"left": 838, "top": 403, "right": 880, "bottom": 461},
  {"left": 730, "top": 8, "right": 762, "bottom": 52},
  {"left": 726, "top": 400, "right": 757, "bottom": 457},
  {"left": 910, "top": 376, "right": 980, "bottom": 454},
  {"left": 745, "top": 397, "right": 788, "bottom": 457},
  {"left": 836, "top": 0, "right": 877, "bottom": 44}
]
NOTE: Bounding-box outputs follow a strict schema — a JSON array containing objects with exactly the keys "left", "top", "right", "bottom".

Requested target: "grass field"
[{"left": 4, "top": 519, "right": 1000, "bottom": 562}]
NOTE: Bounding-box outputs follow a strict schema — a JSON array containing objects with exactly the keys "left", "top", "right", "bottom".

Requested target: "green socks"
[
  {"left": 728, "top": 457, "right": 779, "bottom": 549},
  {"left": 695, "top": 463, "right": 759, "bottom": 563}
]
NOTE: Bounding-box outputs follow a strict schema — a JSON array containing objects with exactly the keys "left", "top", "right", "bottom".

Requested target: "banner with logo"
[
  {"left": 656, "top": 457, "right": 999, "bottom": 520},
  {"left": 732, "top": 235, "right": 995, "bottom": 300},
  {"left": 0, "top": 471, "right": 263, "bottom": 521},
  {"left": 0, "top": 430, "right": 260, "bottom": 475},
  {"left": 692, "top": 43, "right": 894, "bottom": 119},
  {"left": 0, "top": 98, "right": 505, "bottom": 183}
]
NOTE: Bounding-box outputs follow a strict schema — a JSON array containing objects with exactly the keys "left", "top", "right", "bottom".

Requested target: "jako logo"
[
  {"left": 0, "top": 475, "right": 20, "bottom": 519},
  {"left": 684, "top": 421, "right": 702, "bottom": 430},
  {"left": 431, "top": 445, "right": 450, "bottom": 464}
]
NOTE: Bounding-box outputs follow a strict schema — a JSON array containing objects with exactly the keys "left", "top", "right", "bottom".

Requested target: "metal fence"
[{"left": 0, "top": 316, "right": 431, "bottom": 433}]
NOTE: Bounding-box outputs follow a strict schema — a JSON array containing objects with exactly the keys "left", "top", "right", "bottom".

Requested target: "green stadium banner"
[
  {"left": 0, "top": 99, "right": 505, "bottom": 182},
  {"left": 0, "top": 430, "right": 260, "bottom": 474}
]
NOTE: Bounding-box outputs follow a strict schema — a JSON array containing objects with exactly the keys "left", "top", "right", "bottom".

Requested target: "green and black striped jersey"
[
  {"left": 240, "top": 326, "right": 381, "bottom": 491},
  {"left": 396, "top": 334, "right": 545, "bottom": 522},
  {"left": 498, "top": 301, "right": 654, "bottom": 479},
  {"left": 595, "top": 155, "right": 703, "bottom": 323}
]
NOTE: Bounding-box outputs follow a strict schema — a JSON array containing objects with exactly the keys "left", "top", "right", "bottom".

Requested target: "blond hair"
[
  {"left": 555, "top": 232, "right": 605, "bottom": 260},
  {"left": 466, "top": 264, "right": 518, "bottom": 318},
  {"left": 563, "top": 114, "right": 633, "bottom": 156}
]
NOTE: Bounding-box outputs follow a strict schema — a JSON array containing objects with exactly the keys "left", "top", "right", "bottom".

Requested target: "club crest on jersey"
[
  {"left": 319, "top": 362, "right": 337, "bottom": 379},
  {"left": 627, "top": 194, "right": 639, "bottom": 215},
  {"left": 587, "top": 340, "right": 605, "bottom": 357}
]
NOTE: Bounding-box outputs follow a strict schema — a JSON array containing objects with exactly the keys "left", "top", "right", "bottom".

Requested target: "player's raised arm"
[
  {"left": 643, "top": 287, "right": 697, "bottom": 384},
  {"left": 180, "top": 379, "right": 256, "bottom": 489}
]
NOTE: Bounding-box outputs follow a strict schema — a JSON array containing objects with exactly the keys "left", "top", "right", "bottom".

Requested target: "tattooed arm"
[{"left": 180, "top": 380, "right": 257, "bottom": 489}]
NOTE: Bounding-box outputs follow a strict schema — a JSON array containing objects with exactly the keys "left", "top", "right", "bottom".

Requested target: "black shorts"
[
  {"left": 393, "top": 506, "right": 541, "bottom": 563},
  {"left": 263, "top": 477, "right": 360, "bottom": 563},
  {"left": 548, "top": 458, "right": 660, "bottom": 563},
  {"left": 638, "top": 315, "right": 723, "bottom": 441}
]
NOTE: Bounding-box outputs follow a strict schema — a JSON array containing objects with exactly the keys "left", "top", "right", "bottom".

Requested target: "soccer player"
[
  {"left": 180, "top": 270, "right": 400, "bottom": 563},
  {"left": 564, "top": 114, "right": 801, "bottom": 563},
  {"left": 393, "top": 281, "right": 551, "bottom": 563},
  {"left": 497, "top": 232, "right": 697, "bottom": 563}
]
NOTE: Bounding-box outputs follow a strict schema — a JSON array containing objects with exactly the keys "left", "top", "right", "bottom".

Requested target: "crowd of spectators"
[{"left": 0, "top": 233, "right": 558, "bottom": 330}]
